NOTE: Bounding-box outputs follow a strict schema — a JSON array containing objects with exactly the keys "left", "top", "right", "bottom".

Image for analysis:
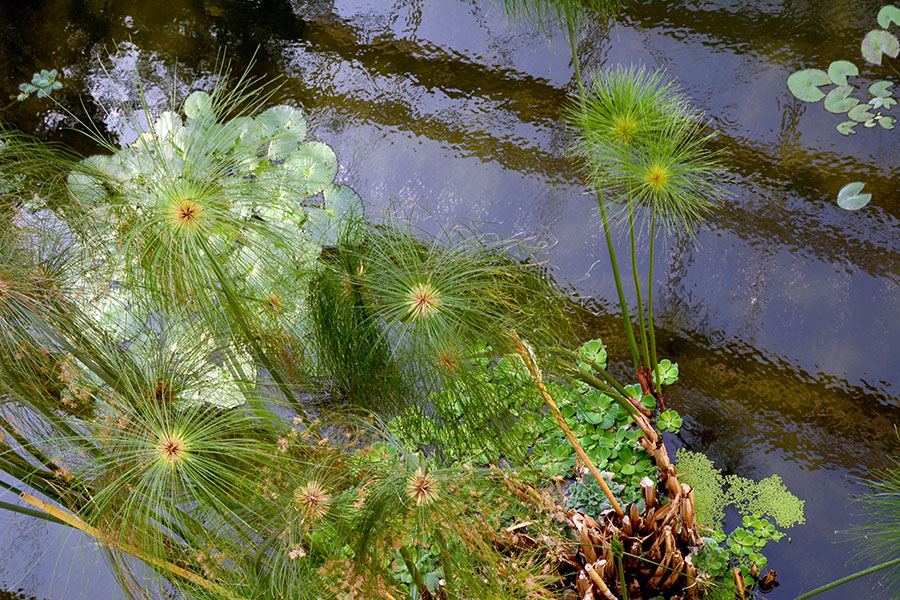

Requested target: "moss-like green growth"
[{"left": 675, "top": 448, "right": 805, "bottom": 529}]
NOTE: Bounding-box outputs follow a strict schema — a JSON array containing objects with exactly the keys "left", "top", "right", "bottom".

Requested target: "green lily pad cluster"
[
  {"left": 63, "top": 90, "right": 364, "bottom": 408},
  {"left": 787, "top": 5, "right": 900, "bottom": 135},
  {"left": 16, "top": 69, "right": 63, "bottom": 101}
]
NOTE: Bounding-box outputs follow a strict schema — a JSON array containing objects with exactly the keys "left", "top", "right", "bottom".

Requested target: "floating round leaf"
[
  {"left": 861, "top": 30, "right": 900, "bottom": 65},
  {"left": 68, "top": 155, "right": 114, "bottom": 205},
  {"left": 281, "top": 142, "right": 338, "bottom": 197},
  {"left": 823, "top": 85, "right": 858, "bottom": 113},
  {"left": 184, "top": 91, "right": 213, "bottom": 120},
  {"left": 256, "top": 105, "right": 307, "bottom": 156},
  {"left": 836, "top": 120, "right": 857, "bottom": 135},
  {"left": 836, "top": 181, "right": 872, "bottom": 210},
  {"left": 323, "top": 184, "right": 363, "bottom": 219},
  {"left": 878, "top": 4, "right": 900, "bottom": 28},
  {"left": 827, "top": 61, "right": 859, "bottom": 86},
  {"left": 869, "top": 80, "right": 894, "bottom": 98},
  {"left": 879, "top": 115, "right": 896, "bottom": 129},
  {"left": 848, "top": 104, "right": 876, "bottom": 122},
  {"left": 787, "top": 69, "right": 831, "bottom": 102}
]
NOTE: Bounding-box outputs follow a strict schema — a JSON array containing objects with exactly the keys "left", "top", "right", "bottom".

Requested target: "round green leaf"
[
  {"left": 836, "top": 120, "right": 857, "bottom": 135},
  {"left": 787, "top": 69, "right": 831, "bottom": 102},
  {"left": 827, "top": 61, "right": 858, "bottom": 86},
  {"left": 184, "top": 91, "right": 213, "bottom": 120},
  {"left": 836, "top": 181, "right": 872, "bottom": 210},
  {"left": 823, "top": 85, "right": 858, "bottom": 113},
  {"left": 848, "top": 104, "right": 876, "bottom": 122},
  {"left": 324, "top": 184, "right": 363, "bottom": 220},
  {"left": 256, "top": 105, "right": 306, "bottom": 139},
  {"left": 879, "top": 115, "right": 896, "bottom": 129},
  {"left": 862, "top": 30, "right": 900, "bottom": 65},
  {"left": 869, "top": 80, "right": 894, "bottom": 98},
  {"left": 878, "top": 5, "right": 900, "bottom": 29}
]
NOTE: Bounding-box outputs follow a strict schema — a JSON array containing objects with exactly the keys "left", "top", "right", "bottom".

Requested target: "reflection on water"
[{"left": 1, "top": 0, "right": 898, "bottom": 597}]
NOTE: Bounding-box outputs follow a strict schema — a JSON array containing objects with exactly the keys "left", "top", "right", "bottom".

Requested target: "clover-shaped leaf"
[
  {"left": 862, "top": 30, "right": 900, "bottom": 65},
  {"left": 787, "top": 69, "right": 831, "bottom": 102},
  {"left": 827, "top": 60, "right": 858, "bottom": 86},
  {"left": 837, "top": 181, "right": 872, "bottom": 210},
  {"left": 869, "top": 80, "right": 894, "bottom": 97},
  {"left": 836, "top": 120, "right": 857, "bottom": 135},
  {"left": 878, "top": 5, "right": 900, "bottom": 28},
  {"left": 823, "top": 85, "right": 858, "bottom": 113},
  {"left": 870, "top": 96, "right": 897, "bottom": 110}
]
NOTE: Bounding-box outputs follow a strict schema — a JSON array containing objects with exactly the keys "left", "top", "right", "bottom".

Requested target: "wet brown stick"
[{"left": 511, "top": 331, "right": 625, "bottom": 518}]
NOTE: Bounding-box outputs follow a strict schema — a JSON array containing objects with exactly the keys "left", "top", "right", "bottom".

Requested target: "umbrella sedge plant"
[{"left": 309, "top": 216, "right": 576, "bottom": 464}]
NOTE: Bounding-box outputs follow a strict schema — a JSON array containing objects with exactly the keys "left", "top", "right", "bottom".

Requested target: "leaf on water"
[
  {"left": 256, "top": 105, "right": 307, "bottom": 139},
  {"left": 827, "top": 60, "right": 859, "bottom": 86},
  {"left": 836, "top": 120, "right": 857, "bottom": 135},
  {"left": 865, "top": 118, "right": 878, "bottom": 127},
  {"left": 869, "top": 80, "right": 895, "bottom": 97},
  {"left": 836, "top": 181, "right": 872, "bottom": 210},
  {"left": 879, "top": 115, "right": 896, "bottom": 129},
  {"left": 823, "top": 85, "right": 859, "bottom": 113},
  {"left": 184, "top": 91, "right": 213, "bottom": 120},
  {"left": 878, "top": 5, "right": 900, "bottom": 28},
  {"left": 787, "top": 69, "right": 831, "bottom": 102},
  {"left": 848, "top": 104, "right": 876, "bottom": 122},
  {"left": 862, "top": 30, "right": 900, "bottom": 65}
]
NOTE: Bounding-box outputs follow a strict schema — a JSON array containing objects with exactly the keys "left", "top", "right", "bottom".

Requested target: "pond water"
[{"left": 1, "top": 0, "right": 899, "bottom": 598}]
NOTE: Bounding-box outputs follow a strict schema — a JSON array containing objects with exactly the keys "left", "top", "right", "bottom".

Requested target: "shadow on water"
[{"left": 1, "top": 0, "right": 899, "bottom": 597}]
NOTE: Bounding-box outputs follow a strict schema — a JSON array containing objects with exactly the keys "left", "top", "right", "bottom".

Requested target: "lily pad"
[
  {"left": 787, "top": 69, "right": 831, "bottom": 102},
  {"left": 879, "top": 115, "right": 896, "bottom": 129},
  {"left": 848, "top": 104, "right": 876, "bottom": 122},
  {"left": 823, "top": 85, "right": 858, "bottom": 113},
  {"left": 869, "top": 80, "right": 894, "bottom": 97},
  {"left": 184, "top": 91, "right": 213, "bottom": 120},
  {"left": 862, "top": 30, "right": 900, "bottom": 65},
  {"left": 827, "top": 61, "right": 858, "bottom": 86},
  {"left": 878, "top": 5, "right": 900, "bottom": 28},
  {"left": 836, "top": 181, "right": 872, "bottom": 210},
  {"left": 256, "top": 105, "right": 307, "bottom": 156},
  {"left": 324, "top": 184, "right": 363, "bottom": 220},
  {"left": 836, "top": 120, "right": 857, "bottom": 135}
]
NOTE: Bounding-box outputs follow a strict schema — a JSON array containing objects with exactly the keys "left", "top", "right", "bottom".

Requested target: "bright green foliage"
[
  {"left": 675, "top": 448, "right": 805, "bottom": 529},
  {"left": 16, "top": 69, "right": 63, "bottom": 101},
  {"left": 849, "top": 456, "right": 900, "bottom": 598},
  {"left": 566, "top": 65, "right": 726, "bottom": 236},
  {"left": 787, "top": 5, "right": 899, "bottom": 140},
  {"left": 653, "top": 358, "right": 679, "bottom": 385}
]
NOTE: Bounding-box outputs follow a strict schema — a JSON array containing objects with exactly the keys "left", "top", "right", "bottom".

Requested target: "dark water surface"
[{"left": 1, "top": 0, "right": 899, "bottom": 598}]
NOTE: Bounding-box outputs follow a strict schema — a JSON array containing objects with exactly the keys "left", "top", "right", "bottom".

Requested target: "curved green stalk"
[
  {"left": 544, "top": 346, "right": 631, "bottom": 399},
  {"left": 792, "top": 555, "right": 900, "bottom": 600},
  {"left": 629, "top": 204, "right": 651, "bottom": 370},
  {"left": 648, "top": 210, "right": 660, "bottom": 393},
  {"left": 599, "top": 195, "right": 641, "bottom": 369},
  {"left": 564, "top": 3, "right": 586, "bottom": 100}
]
